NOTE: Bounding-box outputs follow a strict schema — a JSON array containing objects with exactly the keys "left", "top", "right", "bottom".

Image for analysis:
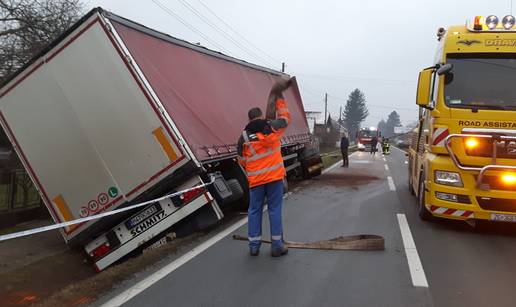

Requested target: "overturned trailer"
[{"left": 0, "top": 8, "right": 322, "bottom": 270}]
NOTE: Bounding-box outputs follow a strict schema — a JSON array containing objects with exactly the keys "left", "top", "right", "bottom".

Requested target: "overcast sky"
[{"left": 88, "top": 0, "right": 514, "bottom": 126}]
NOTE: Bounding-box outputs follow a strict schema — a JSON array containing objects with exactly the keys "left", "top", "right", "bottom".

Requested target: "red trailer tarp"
[{"left": 111, "top": 20, "right": 310, "bottom": 162}]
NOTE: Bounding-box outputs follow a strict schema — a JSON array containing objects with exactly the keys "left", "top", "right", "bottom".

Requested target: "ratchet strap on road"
[{"left": 232, "top": 234, "right": 385, "bottom": 251}]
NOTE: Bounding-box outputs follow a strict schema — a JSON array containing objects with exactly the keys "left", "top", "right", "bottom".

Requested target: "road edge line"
[
  {"left": 391, "top": 145, "right": 407, "bottom": 154},
  {"left": 396, "top": 213, "right": 429, "bottom": 288},
  {"left": 100, "top": 175, "right": 304, "bottom": 306},
  {"left": 322, "top": 151, "right": 357, "bottom": 174},
  {"left": 101, "top": 217, "right": 248, "bottom": 307}
]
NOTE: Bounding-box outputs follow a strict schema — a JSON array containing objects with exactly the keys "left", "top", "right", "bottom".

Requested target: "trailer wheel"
[
  {"left": 227, "top": 178, "right": 244, "bottom": 202},
  {"left": 311, "top": 168, "right": 322, "bottom": 177},
  {"left": 418, "top": 175, "right": 432, "bottom": 221}
]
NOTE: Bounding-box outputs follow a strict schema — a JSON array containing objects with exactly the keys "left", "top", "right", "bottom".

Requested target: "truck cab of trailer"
[{"left": 409, "top": 15, "right": 516, "bottom": 222}]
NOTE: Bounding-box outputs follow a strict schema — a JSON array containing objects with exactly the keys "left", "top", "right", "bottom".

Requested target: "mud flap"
[{"left": 208, "top": 172, "right": 244, "bottom": 205}]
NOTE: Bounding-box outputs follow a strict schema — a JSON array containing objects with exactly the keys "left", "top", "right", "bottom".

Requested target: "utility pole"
[
  {"left": 339, "top": 105, "right": 342, "bottom": 122},
  {"left": 324, "top": 93, "right": 328, "bottom": 124},
  {"left": 281, "top": 62, "right": 285, "bottom": 72}
]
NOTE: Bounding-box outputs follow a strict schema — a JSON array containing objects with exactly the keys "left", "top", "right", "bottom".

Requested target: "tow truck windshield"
[{"left": 444, "top": 55, "right": 516, "bottom": 110}]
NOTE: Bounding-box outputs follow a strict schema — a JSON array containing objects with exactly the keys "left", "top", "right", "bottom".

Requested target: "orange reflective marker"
[{"left": 152, "top": 127, "right": 178, "bottom": 162}]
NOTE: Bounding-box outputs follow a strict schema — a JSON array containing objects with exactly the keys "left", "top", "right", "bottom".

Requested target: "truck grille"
[{"left": 477, "top": 197, "right": 516, "bottom": 213}]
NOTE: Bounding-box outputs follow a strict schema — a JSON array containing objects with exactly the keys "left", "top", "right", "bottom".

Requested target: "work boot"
[
  {"left": 250, "top": 247, "right": 260, "bottom": 256},
  {"left": 271, "top": 245, "right": 288, "bottom": 257}
]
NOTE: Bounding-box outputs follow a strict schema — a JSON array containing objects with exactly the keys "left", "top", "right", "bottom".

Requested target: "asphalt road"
[{"left": 97, "top": 148, "right": 516, "bottom": 307}]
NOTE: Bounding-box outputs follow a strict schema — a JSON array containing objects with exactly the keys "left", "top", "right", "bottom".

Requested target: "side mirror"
[
  {"left": 437, "top": 63, "right": 453, "bottom": 75},
  {"left": 416, "top": 68, "right": 433, "bottom": 108}
]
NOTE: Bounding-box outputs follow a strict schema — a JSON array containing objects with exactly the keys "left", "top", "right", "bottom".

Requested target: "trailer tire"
[
  {"left": 418, "top": 175, "right": 433, "bottom": 221},
  {"left": 227, "top": 178, "right": 244, "bottom": 202},
  {"left": 311, "top": 168, "right": 322, "bottom": 177}
]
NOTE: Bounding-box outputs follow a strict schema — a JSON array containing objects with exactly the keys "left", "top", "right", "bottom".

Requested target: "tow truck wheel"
[
  {"left": 418, "top": 176, "right": 433, "bottom": 221},
  {"left": 408, "top": 170, "right": 415, "bottom": 195}
]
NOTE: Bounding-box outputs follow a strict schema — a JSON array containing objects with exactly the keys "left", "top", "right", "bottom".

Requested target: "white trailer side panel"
[{"left": 0, "top": 15, "right": 188, "bottom": 240}]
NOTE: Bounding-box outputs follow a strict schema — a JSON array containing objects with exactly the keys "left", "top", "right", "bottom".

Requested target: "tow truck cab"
[{"left": 409, "top": 15, "right": 516, "bottom": 222}]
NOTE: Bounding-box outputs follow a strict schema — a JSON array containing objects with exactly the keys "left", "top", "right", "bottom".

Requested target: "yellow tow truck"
[{"left": 408, "top": 15, "right": 516, "bottom": 223}]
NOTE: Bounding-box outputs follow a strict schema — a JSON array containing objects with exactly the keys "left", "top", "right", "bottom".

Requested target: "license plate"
[
  {"left": 125, "top": 203, "right": 162, "bottom": 229},
  {"left": 491, "top": 213, "right": 516, "bottom": 223}
]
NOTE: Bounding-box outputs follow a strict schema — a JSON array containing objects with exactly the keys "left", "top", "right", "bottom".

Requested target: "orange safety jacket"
[{"left": 239, "top": 99, "right": 291, "bottom": 188}]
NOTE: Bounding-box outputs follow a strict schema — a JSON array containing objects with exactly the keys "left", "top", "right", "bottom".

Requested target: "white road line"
[
  {"left": 382, "top": 157, "right": 386, "bottom": 162},
  {"left": 101, "top": 217, "right": 249, "bottom": 307},
  {"left": 322, "top": 151, "right": 357, "bottom": 174},
  {"left": 323, "top": 159, "right": 342, "bottom": 174},
  {"left": 101, "top": 182, "right": 301, "bottom": 306},
  {"left": 396, "top": 214, "right": 429, "bottom": 288},
  {"left": 387, "top": 176, "right": 396, "bottom": 191},
  {"left": 384, "top": 164, "right": 389, "bottom": 171},
  {"left": 391, "top": 146, "right": 407, "bottom": 154}
]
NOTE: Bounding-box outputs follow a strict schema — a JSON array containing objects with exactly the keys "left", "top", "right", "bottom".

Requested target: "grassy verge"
[
  {"left": 0, "top": 225, "right": 22, "bottom": 236},
  {"left": 321, "top": 146, "right": 358, "bottom": 169},
  {"left": 322, "top": 152, "right": 341, "bottom": 169}
]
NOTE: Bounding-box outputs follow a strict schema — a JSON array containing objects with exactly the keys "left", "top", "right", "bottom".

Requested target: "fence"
[{"left": 0, "top": 169, "right": 43, "bottom": 214}]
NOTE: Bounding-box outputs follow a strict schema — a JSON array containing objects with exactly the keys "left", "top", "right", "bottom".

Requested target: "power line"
[
  {"left": 327, "top": 94, "right": 417, "bottom": 111},
  {"left": 150, "top": 0, "right": 235, "bottom": 57},
  {"left": 297, "top": 72, "right": 414, "bottom": 84},
  {"left": 196, "top": 0, "right": 283, "bottom": 65},
  {"left": 175, "top": 0, "right": 276, "bottom": 67}
]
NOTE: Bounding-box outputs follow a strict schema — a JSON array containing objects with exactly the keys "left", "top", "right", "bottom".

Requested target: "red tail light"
[
  {"left": 89, "top": 242, "right": 111, "bottom": 261},
  {"left": 182, "top": 187, "right": 205, "bottom": 203},
  {"left": 172, "top": 187, "right": 206, "bottom": 207}
]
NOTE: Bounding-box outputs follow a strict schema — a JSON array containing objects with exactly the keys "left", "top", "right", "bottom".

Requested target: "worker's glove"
[
  {"left": 266, "top": 77, "right": 294, "bottom": 120},
  {"left": 270, "top": 77, "right": 293, "bottom": 94},
  {"left": 269, "top": 118, "right": 288, "bottom": 130}
]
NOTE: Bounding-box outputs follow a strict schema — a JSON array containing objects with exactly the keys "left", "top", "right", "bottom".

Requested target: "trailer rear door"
[{"left": 0, "top": 13, "right": 188, "bottom": 241}]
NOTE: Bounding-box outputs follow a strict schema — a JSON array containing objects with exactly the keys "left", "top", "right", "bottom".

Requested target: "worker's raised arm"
[
  {"left": 259, "top": 98, "right": 291, "bottom": 146},
  {"left": 265, "top": 77, "right": 293, "bottom": 120}
]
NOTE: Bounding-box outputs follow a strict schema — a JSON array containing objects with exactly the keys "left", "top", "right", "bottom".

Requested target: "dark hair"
[{"left": 248, "top": 107, "right": 263, "bottom": 120}]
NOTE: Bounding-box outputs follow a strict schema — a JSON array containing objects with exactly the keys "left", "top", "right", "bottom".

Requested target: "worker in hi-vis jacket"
[{"left": 237, "top": 78, "right": 292, "bottom": 257}]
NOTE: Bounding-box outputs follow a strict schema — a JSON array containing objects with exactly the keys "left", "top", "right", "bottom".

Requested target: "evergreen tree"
[
  {"left": 377, "top": 119, "right": 387, "bottom": 135},
  {"left": 385, "top": 111, "right": 401, "bottom": 137},
  {"left": 342, "top": 89, "right": 369, "bottom": 142}
]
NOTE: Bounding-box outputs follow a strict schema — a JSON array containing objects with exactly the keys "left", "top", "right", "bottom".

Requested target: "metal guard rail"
[{"left": 444, "top": 133, "right": 516, "bottom": 190}]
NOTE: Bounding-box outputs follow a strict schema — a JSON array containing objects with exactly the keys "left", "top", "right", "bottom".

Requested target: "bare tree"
[{"left": 0, "top": 0, "right": 83, "bottom": 82}]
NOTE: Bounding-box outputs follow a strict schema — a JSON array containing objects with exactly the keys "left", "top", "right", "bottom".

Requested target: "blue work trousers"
[{"left": 248, "top": 180, "right": 284, "bottom": 250}]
